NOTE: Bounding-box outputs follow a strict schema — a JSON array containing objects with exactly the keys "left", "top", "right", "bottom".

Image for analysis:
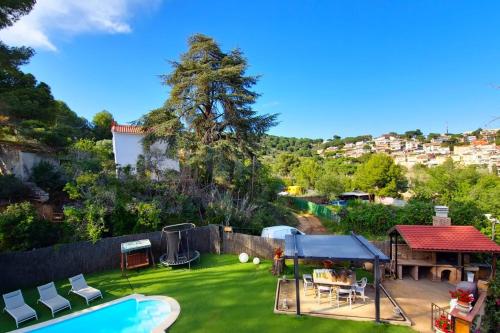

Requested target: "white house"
[{"left": 111, "top": 123, "right": 180, "bottom": 174}]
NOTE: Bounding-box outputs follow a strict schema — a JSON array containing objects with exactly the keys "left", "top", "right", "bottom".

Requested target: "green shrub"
[
  {"left": 449, "top": 200, "right": 486, "bottom": 227},
  {"left": 340, "top": 199, "right": 434, "bottom": 237},
  {"left": 395, "top": 199, "right": 434, "bottom": 225},
  {"left": 480, "top": 269, "right": 499, "bottom": 333},
  {"left": 30, "top": 161, "right": 65, "bottom": 193},
  {"left": 249, "top": 201, "right": 298, "bottom": 234},
  {"left": 0, "top": 175, "right": 29, "bottom": 201},
  {"left": 0, "top": 202, "right": 64, "bottom": 251},
  {"left": 340, "top": 201, "right": 395, "bottom": 236}
]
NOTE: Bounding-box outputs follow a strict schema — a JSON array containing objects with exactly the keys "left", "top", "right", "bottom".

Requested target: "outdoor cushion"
[
  {"left": 69, "top": 274, "right": 88, "bottom": 291},
  {"left": 3, "top": 290, "right": 25, "bottom": 309},
  {"left": 76, "top": 287, "right": 101, "bottom": 300},
  {"left": 7, "top": 304, "right": 36, "bottom": 321},
  {"left": 38, "top": 283, "right": 58, "bottom": 300},
  {"left": 42, "top": 295, "right": 70, "bottom": 311}
]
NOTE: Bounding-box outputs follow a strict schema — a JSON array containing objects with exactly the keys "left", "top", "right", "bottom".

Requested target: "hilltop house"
[{"left": 111, "top": 123, "right": 179, "bottom": 176}]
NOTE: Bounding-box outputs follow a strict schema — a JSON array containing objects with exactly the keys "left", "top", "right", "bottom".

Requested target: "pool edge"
[{"left": 10, "top": 294, "right": 181, "bottom": 333}]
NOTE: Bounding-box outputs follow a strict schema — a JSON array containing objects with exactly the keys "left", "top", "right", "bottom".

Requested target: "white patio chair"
[
  {"left": 303, "top": 274, "right": 314, "bottom": 296},
  {"left": 68, "top": 274, "right": 103, "bottom": 305},
  {"left": 317, "top": 286, "right": 338, "bottom": 307},
  {"left": 2, "top": 290, "right": 38, "bottom": 328},
  {"left": 353, "top": 277, "right": 368, "bottom": 303},
  {"left": 37, "top": 282, "right": 71, "bottom": 317},
  {"left": 338, "top": 287, "right": 353, "bottom": 309}
]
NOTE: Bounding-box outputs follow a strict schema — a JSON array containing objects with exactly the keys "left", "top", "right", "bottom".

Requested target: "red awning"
[{"left": 391, "top": 225, "right": 500, "bottom": 253}]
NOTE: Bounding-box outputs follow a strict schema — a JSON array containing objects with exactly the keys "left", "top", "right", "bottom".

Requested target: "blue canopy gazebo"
[{"left": 284, "top": 232, "right": 390, "bottom": 322}]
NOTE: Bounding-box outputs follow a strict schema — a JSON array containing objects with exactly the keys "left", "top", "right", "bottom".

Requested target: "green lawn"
[{"left": 0, "top": 255, "right": 414, "bottom": 333}]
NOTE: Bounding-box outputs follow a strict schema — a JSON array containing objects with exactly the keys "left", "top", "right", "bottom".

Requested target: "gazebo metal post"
[
  {"left": 395, "top": 234, "right": 399, "bottom": 279},
  {"left": 458, "top": 252, "right": 463, "bottom": 281},
  {"left": 294, "top": 252, "right": 300, "bottom": 315},
  {"left": 389, "top": 233, "right": 393, "bottom": 261},
  {"left": 374, "top": 255, "right": 380, "bottom": 323},
  {"left": 293, "top": 233, "right": 301, "bottom": 316},
  {"left": 493, "top": 254, "right": 497, "bottom": 279}
]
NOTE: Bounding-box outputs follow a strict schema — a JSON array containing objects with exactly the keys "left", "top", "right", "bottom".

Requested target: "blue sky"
[{"left": 3, "top": 0, "right": 500, "bottom": 139}]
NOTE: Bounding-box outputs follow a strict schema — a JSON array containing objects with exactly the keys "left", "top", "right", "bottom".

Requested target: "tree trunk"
[{"left": 272, "top": 257, "right": 285, "bottom": 276}]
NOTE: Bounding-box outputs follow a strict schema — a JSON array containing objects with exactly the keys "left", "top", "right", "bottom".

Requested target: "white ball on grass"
[
  {"left": 253, "top": 257, "right": 260, "bottom": 265},
  {"left": 239, "top": 253, "right": 249, "bottom": 263}
]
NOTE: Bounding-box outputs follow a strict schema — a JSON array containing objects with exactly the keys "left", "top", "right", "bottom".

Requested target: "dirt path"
[{"left": 295, "top": 213, "right": 328, "bottom": 234}]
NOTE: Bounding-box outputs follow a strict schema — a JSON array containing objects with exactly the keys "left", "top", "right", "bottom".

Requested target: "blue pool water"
[{"left": 28, "top": 299, "right": 171, "bottom": 333}]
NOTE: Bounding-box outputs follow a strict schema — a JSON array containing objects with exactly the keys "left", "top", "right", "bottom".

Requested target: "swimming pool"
[{"left": 12, "top": 295, "right": 180, "bottom": 333}]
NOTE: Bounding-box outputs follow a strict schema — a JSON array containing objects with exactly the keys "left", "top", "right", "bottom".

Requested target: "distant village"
[{"left": 317, "top": 128, "right": 500, "bottom": 173}]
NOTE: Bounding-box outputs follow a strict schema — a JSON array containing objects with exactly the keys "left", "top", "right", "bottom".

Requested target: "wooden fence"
[
  {"left": 0, "top": 224, "right": 391, "bottom": 293},
  {"left": 0, "top": 225, "right": 219, "bottom": 293},
  {"left": 222, "top": 232, "right": 284, "bottom": 259}
]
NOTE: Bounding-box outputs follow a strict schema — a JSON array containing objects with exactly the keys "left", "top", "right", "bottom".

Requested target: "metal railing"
[{"left": 431, "top": 302, "right": 454, "bottom": 332}]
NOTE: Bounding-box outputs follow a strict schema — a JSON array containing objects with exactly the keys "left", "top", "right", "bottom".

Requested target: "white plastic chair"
[
  {"left": 303, "top": 274, "right": 314, "bottom": 296},
  {"left": 69, "top": 274, "right": 103, "bottom": 305},
  {"left": 2, "top": 290, "right": 38, "bottom": 328},
  {"left": 338, "top": 287, "right": 353, "bottom": 309},
  {"left": 317, "top": 286, "right": 338, "bottom": 307},
  {"left": 37, "top": 282, "right": 71, "bottom": 317},
  {"left": 353, "top": 277, "right": 368, "bottom": 303}
]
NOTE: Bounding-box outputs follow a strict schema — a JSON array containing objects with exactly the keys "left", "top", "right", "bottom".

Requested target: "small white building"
[{"left": 111, "top": 123, "right": 180, "bottom": 174}]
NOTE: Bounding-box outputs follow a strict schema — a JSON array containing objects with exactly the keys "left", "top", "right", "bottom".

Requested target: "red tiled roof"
[
  {"left": 393, "top": 225, "right": 500, "bottom": 253},
  {"left": 111, "top": 123, "right": 145, "bottom": 134},
  {"left": 471, "top": 139, "right": 488, "bottom": 146}
]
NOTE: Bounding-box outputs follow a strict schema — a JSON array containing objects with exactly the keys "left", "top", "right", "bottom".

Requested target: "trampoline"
[{"left": 159, "top": 223, "right": 200, "bottom": 268}]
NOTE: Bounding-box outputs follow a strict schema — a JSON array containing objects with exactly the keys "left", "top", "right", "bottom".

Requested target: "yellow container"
[{"left": 287, "top": 186, "right": 303, "bottom": 196}]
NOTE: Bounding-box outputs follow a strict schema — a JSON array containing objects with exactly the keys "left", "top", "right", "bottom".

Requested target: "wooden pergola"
[{"left": 284, "top": 232, "right": 390, "bottom": 322}]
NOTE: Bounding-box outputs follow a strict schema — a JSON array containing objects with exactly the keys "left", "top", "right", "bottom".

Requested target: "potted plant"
[
  {"left": 434, "top": 314, "right": 453, "bottom": 333},
  {"left": 449, "top": 289, "right": 474, "bottom": 312}
]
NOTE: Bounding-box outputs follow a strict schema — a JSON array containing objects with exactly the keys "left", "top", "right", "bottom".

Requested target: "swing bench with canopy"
[{"left": 159, "top": 223, "right": 200, "bottom": 268}]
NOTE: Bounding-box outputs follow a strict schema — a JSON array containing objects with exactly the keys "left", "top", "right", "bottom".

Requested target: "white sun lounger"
[
  {"left": 2, "top": 290, "right": 38, "bottom": 328},
  {"left": 37, "top": 282, "right": 71, "bottom": 317},
  {"left": 68, "top": 274, "right": 103, "bottom": 305}
]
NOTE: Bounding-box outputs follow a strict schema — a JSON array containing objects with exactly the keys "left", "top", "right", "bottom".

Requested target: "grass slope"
[{"left": 0, "top": 255, "right": 414, "bottom": 333}]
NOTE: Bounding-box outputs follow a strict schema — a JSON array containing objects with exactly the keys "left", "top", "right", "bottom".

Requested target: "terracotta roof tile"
[
  {"left": 111, "top": 123, "right": 145, "bottom": 134},
  {"left": 394, "top": 225, "right": 500, "bottom": 253}
]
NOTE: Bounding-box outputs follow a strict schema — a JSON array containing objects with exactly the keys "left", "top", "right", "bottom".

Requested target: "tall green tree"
[
  {"left": 353, "top": 153, "right": 407, "bottom": 197},
  {"left": 291, "top": 158, "right": 322, "bottom": 189},
  {"left": 148, "top": 34, "right": 277, "bottom": 185},
  {"left": 164, "top": 34, "right": 276, "bottom": 147},
  {"left": 92, "top": 110, "right": 114, "bottom": 140},
  {"left": 273, "top": 153, "right": 300, "bottom": 177},
  {"left": 0, "top": 1, "right": 89, "bottom": 148},
  {"left": 0, "top": 0, "right": 36, "bottom": 29}
]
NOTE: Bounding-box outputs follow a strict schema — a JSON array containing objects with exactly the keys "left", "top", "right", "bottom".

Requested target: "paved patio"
[
  {"left": 383, "top": 278, "right": 453, "bottom": 333},
  {"left": 274, "top": 279, "right": 411, "bottom": 326}
]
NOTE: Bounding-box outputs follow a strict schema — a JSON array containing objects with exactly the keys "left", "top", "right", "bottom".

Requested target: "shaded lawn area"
[{"left": 0, "top": 255, "right": 414, "bottom": 333}]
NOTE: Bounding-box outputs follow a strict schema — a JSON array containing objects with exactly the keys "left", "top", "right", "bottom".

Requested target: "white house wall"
[{"left": 112, "top": 132, "right": 179, "bottom": 172}]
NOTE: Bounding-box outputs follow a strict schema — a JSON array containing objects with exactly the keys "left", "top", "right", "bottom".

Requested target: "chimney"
[{"left": 433, "top": 206, "right": 451, "bottom": 226}]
